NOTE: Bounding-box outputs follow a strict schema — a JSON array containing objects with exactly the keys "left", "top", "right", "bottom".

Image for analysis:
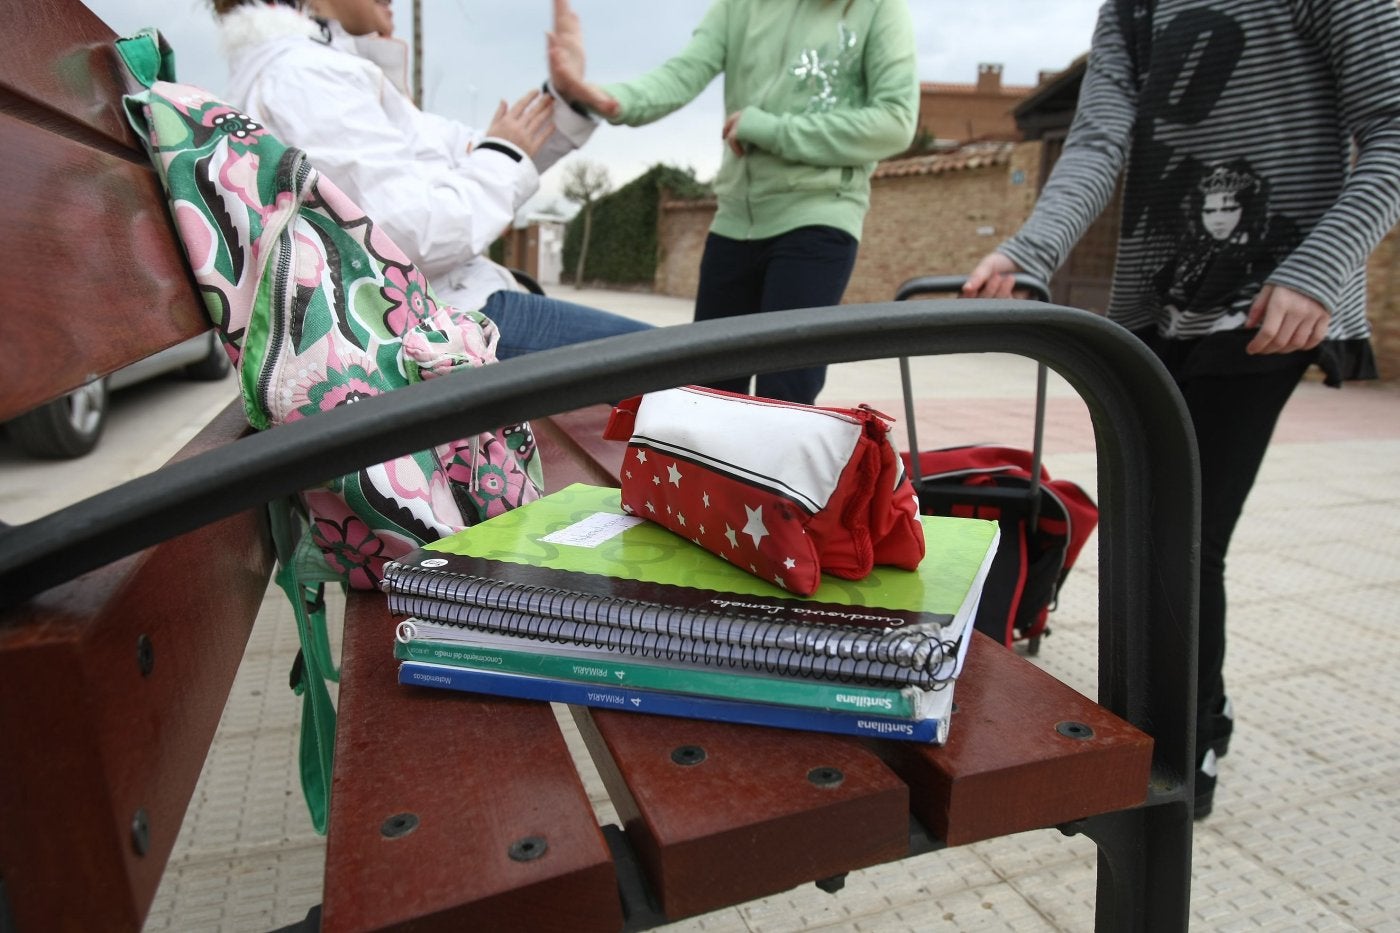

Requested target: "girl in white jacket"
[{"left": 214, "top": 0, "right": 651, "bottom": 356}]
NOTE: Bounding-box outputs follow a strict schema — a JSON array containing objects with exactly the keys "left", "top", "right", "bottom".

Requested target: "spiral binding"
[
  {"left": 382, "top": 563, "right": 957, "bottom": 674},
  {"left": 389, "top": 593, "right": 957, "bottom": 688}
]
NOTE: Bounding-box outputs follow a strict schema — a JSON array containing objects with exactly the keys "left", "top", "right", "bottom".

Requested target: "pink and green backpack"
[{"left": 118, "top": 31, "right": 543, "bottom": 591}]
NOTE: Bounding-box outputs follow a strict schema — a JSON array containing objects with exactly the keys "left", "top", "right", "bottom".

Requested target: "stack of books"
[{"left": 382, "top": 483, "right": 1000, "bottom": 744}]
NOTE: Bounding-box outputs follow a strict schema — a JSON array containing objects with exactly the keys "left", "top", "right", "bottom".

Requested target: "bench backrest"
[
  {"left": 0, "top": 2, "right": 208, "bottom": 421},
  {"left": 0, "top": 6, "right": 275, "bottom": 930}
]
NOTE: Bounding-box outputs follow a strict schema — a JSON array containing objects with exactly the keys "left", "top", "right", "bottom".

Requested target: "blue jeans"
[
  {"left": 692, "top": 226, "right": 859, "bottom": 405},
  {"left": 481, "top": 289, "right": 652, "bottom": 360}
]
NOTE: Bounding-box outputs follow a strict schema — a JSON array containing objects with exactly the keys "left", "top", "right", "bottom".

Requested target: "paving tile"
[
  {"left": 1207, "top": 790, "right": 1400, "bottom": 932},
  {"left": 1005, "top": 852, "right": 1098, "bottom": 930},
  {"left": 967, "top": 827, "right": 1098, "bottom": 883}
]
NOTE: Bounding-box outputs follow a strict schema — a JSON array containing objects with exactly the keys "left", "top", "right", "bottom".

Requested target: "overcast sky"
[{"left": 85, "top": 0, "right": 1104, "bottom": 212}]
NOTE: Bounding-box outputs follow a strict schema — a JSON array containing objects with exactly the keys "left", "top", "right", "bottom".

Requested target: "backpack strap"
[{"left": 114, "top": 27, "right": 178, "bottom": 90}]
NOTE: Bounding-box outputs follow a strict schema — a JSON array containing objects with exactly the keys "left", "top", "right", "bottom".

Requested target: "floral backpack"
[
  {"left": 116, "top": 32, "right": 543, "bottom": 588},
  {"left": 116, "top": 30, "right": 543, "bottom": 830}
]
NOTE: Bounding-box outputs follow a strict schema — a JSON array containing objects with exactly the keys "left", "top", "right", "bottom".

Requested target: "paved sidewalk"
[{"left": 142, "top": 288, "right": 1400, "bottom": 932}]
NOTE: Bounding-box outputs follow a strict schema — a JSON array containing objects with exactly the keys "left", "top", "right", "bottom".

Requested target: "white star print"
[
  {"left": 702, "top": 492, "right": 711, "bottom": 508},
  {"left": 742, "top": 505, "right": 769, "bottom": 548},
  {"left": 677, "top": 513, "right": 686, "bottom": 527},
  {"left": 652, "top": 475, "right": 661, "bottom": 486},
  {"left": 724, "top": 525, "right": 738, "bottom": 549},
  {"left": 667, "top": 463, "right": 682, "bottom": 486},
  {"left": 636, "top": 449, "right": 648, "bottom": 463},
  {"left": 645, "top": 500, "right": 656, "bottom": 513},
  {"left": 783, "top": 557, "right": 797, "bottom": 570}
]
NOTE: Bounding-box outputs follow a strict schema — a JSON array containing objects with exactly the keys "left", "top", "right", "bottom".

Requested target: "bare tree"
[
  {"left": 411, "top": 0, "right": 422, "bottom": 108},
  {"left": 561, "top": 160, "right": 612, "bottom": 288}
]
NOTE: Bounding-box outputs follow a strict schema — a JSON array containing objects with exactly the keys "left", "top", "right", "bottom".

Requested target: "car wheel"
[
  {"left": 182, "top": 332, "right": 232, "bottom": 381},
  {"left": 6, "top": 379, "right": 109, "bottom": 459}
]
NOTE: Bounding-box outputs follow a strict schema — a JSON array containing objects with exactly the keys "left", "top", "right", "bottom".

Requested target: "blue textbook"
[{"left": 398, "top": 660, "right": 953, "bottom": 744}]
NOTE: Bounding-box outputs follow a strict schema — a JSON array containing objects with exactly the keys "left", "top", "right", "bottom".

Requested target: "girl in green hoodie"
[{"left": 550, "top": 0, "right": 919, "bottom": 404}]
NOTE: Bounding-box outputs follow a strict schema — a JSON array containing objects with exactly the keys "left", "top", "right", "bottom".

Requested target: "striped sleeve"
[
  {"left": 997, "top": 1, "right": 1137, "bottom": 283},
  {"left": 1268, "top": 0, "right": 1400, "bottom": 313}
]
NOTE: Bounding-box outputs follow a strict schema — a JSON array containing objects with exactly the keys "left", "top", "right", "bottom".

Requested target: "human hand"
[
  {"left": 722, "top": 111, "right": 745, "bottom": 156},
  {"left": 547, "top": 0, "right": 620, "bottom": 117},
  {"left": 547, "top": 0, "right": 586, "bottom": 97},
  {"left": 1244, "top": 284, "right": 1330, "bottom": 354},
  {"left": 484, "top": 89, "right": 555, "bottom": 159},
  {"left": 961, "top": 252, "right": 1024, "bottom": 298}
]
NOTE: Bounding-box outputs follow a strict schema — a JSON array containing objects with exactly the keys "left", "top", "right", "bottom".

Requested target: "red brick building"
[{"left": 914, "top": 64, "right": 1038, "bottom": 147}]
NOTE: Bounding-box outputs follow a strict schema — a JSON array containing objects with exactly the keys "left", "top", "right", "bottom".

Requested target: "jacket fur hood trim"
[{"left": 218, "top": 4, "right": 324, "bottom": 60}]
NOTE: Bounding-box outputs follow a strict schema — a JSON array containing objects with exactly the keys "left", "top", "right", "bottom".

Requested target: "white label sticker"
[{"left": 540, "top": 511, "right": 645, "bottom": 548}]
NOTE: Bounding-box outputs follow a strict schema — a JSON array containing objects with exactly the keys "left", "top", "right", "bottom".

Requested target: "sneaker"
[{"left": 1194, "top": 748, "right": 1219, "bottom": 820}]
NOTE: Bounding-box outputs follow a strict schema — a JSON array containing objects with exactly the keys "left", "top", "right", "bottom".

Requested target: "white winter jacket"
[{"left": 219, "top": 4, "right": 595, "bottom": 313}]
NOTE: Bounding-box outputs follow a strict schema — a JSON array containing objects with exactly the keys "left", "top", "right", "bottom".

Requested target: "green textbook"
[{"left": 382, "top": 483, "right": 999, "bottom": 684}]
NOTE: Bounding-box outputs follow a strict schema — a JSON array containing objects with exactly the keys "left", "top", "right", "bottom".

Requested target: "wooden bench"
[{"left": 0, "top": 3, "right": 1199, "bottom": 930}]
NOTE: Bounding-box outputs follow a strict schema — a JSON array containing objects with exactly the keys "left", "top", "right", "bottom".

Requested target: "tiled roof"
[
  {"left": 919, "top": 81, "right": 1036, "bottom": 96},
  {"left": 659, "top": 195, "right": 718, "bottom": 210},
  {"left": 657, "top": 142, "right": 1019, "bottom": 209},
  {"left": 872, "top": 141, "right": 1016, "bottom": 179}
]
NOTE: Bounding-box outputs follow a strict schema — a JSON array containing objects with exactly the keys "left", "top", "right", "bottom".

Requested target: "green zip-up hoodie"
[{"left": 602, "top": 0, "right": 918, "bottom": 242}]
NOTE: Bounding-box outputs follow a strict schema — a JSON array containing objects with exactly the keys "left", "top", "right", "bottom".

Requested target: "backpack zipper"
[{"left": 257, "top": 152, "right": 314, "bottom": 418}]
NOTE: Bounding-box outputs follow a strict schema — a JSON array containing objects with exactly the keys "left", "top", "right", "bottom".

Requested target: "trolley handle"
[
  {"left": 895, "top": 273, "right": 1050, "bottom": 304},
  {"left": 893, "top": 273, "right": 1051, "bottom": 532}
]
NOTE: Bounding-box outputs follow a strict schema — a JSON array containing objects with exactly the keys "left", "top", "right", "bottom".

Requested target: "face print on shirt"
[
  {"left": 1151, "top": 158, "right": 1298, "bottom": 336},
  {"left": 1201, "top": 191, "right": 1242, "bottom": 241}
]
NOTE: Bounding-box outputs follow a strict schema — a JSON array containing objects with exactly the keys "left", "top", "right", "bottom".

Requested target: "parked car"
[{"left": 3, "top": 332, "right": 230, "bottom": 459}]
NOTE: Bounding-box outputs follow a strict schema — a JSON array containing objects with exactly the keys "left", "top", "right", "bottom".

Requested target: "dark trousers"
[
  {"left": 693, "top": 226, "right": 859, "bottom": 405},
  {"left": 1160, "top": 352, "right": 1313, "bottom": 757}
]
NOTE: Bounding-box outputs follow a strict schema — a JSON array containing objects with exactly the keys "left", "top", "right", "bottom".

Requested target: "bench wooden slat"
[
  {"left": 0, "top": 112, "right": 206, "bottom": 421},
  {"left": 0, "top": 401, "right": 272, "bottom": 932},
  {"left": 324, "top": 593, "right": 623, "bottom": 932},
  {"left": 879, "top": 633, "right": 1154, "bottom": 846},
  {"left": 573, "top": 708, "right": 910, "bottom": 921},
  {"left": 1, "top": 2, "right": 143, "bottom": 150},
  {"left": 532, "top": 405, "right": 626, "bottom": 491}
]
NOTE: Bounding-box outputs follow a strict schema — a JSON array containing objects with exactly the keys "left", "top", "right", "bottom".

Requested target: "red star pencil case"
[{"left": 603, "top": 386, "right": 925, "bottom": 596}]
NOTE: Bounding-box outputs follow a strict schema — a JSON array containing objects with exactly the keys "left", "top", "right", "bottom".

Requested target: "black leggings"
[
  {"left": 692, "top": 226, "right": 858, "bottom": 405},
  {"left": 1168, "top": 355, "right": 1313, "bottom": 754}
]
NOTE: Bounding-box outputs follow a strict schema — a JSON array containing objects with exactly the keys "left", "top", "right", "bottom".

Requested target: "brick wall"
[
  {"left": 1367, "top": 229, "right": 1399, "bottom": 380},
  {"left": 655, "top": 199, "right": 713, "bottom": 299},
  {"left": 846, "top": 144, "right": 1042, "bottom": 303}
]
